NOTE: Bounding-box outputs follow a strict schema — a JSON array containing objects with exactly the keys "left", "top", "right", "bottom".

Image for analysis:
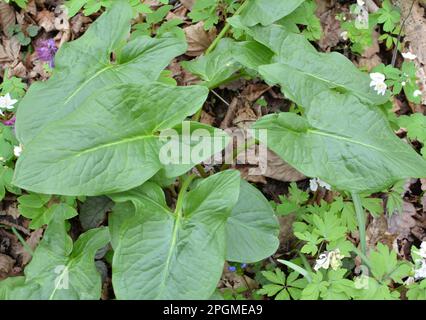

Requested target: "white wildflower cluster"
[
  {"left": 309, "top": 178, "right": 331, "bottom": 192},
  {"left": 14, "top": 144, "right": 23, "bottom": 157},
  {"left": 370, "top": 73, "right": 387, "bottom": 96},
  {"left": 413, "top": 242, "right": 426, "bottom": 280},
  {"left": 413, "top": 90, "right": 422, "bottom": 98},
  {"left": 314, "top": 249, "right": 345, "bottom": 271},
  {"left": 401, "top": 52, "right": 417, "bottom": 60},
  {"left": 354, "top": 0, "right": 369, "bottom": 29},
  {"left": 0, "top": 93, "right": 17, "bottom": 116}
]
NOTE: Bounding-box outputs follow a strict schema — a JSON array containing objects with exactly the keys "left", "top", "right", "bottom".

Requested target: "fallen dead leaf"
[
  {"left": 0, "top": 253, "right": 15, "bottom": 278},
  {"left": 318, "top": 6, "right": 342, "bottom": 51},
  {"left": 387, "top": 202, "right": 417, "bottom": 239},
  {"left": 180, "top": 0, "right": 195, "bottom": 10},
  {"left": 16, "top": 228, "right": 43, "bottom": 266},
  {"left": 394, "top": 0, "right": 426, "bottom": 105},
  {"left": 70, "top": 14, "right": 92, "bottom": 37},
  {"left": 37, "top": 9, "right": 56, "bottom": 32},
  {"left": 358, "top": 54, "right": 382, "bottom": 71},
  {"left": 200, "top": 111, "right": 215, "bottom": 126},
  {"left": 366, "top": 214, "right": 396, "bottom": 250},
  {"left": 0, "top": 37, "right": 20, "bottom": 65},
  {"left": 184, "top": 21, "right": 216, "bottom": 57},
  {"left": 241, "top": 84, "right": 270, "bottom": 102},
  {"left": 0, "top": 2, "right": 15, "bottom": 36}
]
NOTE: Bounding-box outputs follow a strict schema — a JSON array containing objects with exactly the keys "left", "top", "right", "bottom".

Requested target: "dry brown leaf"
[
  {"left": 200, "top": 111, "right": 215, "bottom": 125},
  {"left": 0, "top": 37, "right": 21, "bottom": 64},
  {"left": 261, "top": 150, "right": 306, "bottom": 182},
  {"left": 358, "top": 54, "right": 382, "bottom": 71},
  {"left": 366, "top": 215, "right": 396, "bottom": 250},
  {"left": 387, "top": 202, "right": 417, "bottom": 239},
  {"left": 318, "top": 7, "right": 342, "bottom": 51},
  {"left": 278, "top": 214, "right": 297, "bottom": 253},
  {"left": 37, "top": 9, "right": 56, "bottom": 32},
  {"left": 0, "top": 2, "right": 15, "bottom": 36},
  {"left": 180, "top": 0, "right": 195, "bottom": 10},
  {"left": 25, "top": 0, "right": 37, "bottom": 16},
  {"left": 0, "top": 253, "right": 15, "bottom": 278},
  {"left": 70, "top": 14, "right": 92, "bottom": 37},
  {"left": 184, "top": 21, "right": 216, "bottom": 57},
  {"left": 241, "top": 84, "right": 270, "bottom": 102},
  {"left": 17, "top": 229, "right": 43, "bottom": 266},
  {"left": 9, "top": 61, "right": 27, "bottom": 78},
  {"left": 4, "top": 201, "right": 20, "bottom": 220},
  {"left": 394, "top": 0, "right": 426, "bottom": 104}
]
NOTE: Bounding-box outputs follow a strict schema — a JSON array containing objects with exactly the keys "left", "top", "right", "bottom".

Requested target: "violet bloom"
[
  {"left": 36, "top": 39, "right": 58, "bottom": 68},
  {"left": 2, "top": 116, "right": 16, "bottom": 126}
]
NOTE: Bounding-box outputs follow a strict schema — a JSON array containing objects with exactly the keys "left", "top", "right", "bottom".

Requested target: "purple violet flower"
[
  {"left": 240, "top": 263, "right": 247, "bottom": 269},
  {"left": 228, "top": 266, "right": 237, "bottom": 272},
  {"left": 36, "top": 38, "right": 58, "bottom": 68},
  {"left": 2, "top": 116, "right": 16, "bottom": 126}
]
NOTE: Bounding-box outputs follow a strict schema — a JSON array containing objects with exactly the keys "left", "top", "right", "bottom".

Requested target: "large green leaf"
[
  {"left": 238, "top": 0, "right": 305, "bottom": 27},
  {"left": 15, "top": 0, "right": 187, "bottom": 145},
  {"left": 181, "top": 39, "right": 240, "bottom": 89},
  {"left": 13, "top": 83, "right": 230, "bottom": 196},
  {"left": 231, "top": 41, "right": 274, "bottom": 71},
  {"left": 234, "top": 24, "right": 389, "bottom": 107},
  {"left": 226, "top": 179, "right": 279, "bottom": 263},
  {"left": 253, "top": 92, "right": 426, "bottom": 193},
  {"left": 108, "top": 181, "right": 167, "bottom": 249},
  {"left": 2, "top": 215, "right": 110, "bottom": 300},
  {"left": 112, "top": 170, "right": 241, "bottom": 299}
]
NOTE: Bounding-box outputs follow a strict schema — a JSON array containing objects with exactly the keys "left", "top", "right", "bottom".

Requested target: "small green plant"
[
  {"left": 0, "top": 69, "right": 26, "bottom": 99},
  {"left": 131, "top": 4, "right": 183, "bottom": 39},
  {"left": 372, "top": 62, "right": 422, "bottom": 104},
  {"left": 189, "top": 0, "right": 241, "bottom": 30},
  {"left": 17, "top": 193, "right": 78, "bottom": 229},
  {"left": 64, "top": 0, "right": 165, "bottom": 17},
  {"left": 377, "top": 0, "right": 401, "bottom": 33},
  {"left": 257, "top": 268, "right": 307, "bottom": 300},
  {"left": 6, "top": 24, "right": 39, "bottom": 46},
  {"left": 398, "top": 113, "right": 426, "bottom": 158},
  {"left": 3, "top": 0, "right": 28, "bottom": 8}
]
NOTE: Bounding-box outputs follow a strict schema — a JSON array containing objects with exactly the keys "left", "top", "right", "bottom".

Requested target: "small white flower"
[
  {"left": 404, "top": 276, "right": 415, "bottom": 285},
  {"left": 314, "top": 249, "right": 344, "bottom": 271},
  {"left": 401, "top": 52, "right": 417, "bottom": 60},
  {"left": 370, "top": 72, "right": 387, "bottom": 95},
  {"left": 309, "top": 178, "right": 331, "bottom": 192},
  {"left": 401, "top": 81, "right": 406, "bottom": 86},
  {"left": 414, "top": 260, "right": 426, "bottom": 280},
  {"left": 357, "top": 0, "right": 365, "bottom": 6},
  {"left": 413, "top": 90, "right": 422, "bottom": 98},
  {"left": 314, "top": 253, "right": 330, "bottom": 271},
  {"left": 0, "top": 93, "right": 18, "bottom": 112},
  {"left": 419, "top": 241, "right": 426, "bottom": 259},
  {"left": 14, "top": 144, "right": 22, "bottom": 157},
  {"left": 340, "top": 31, "right": 349, "bottom": 41}
]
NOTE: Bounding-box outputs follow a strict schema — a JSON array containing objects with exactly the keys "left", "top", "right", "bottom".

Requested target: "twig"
[
  {"left": 220, "top": 97, "right": 238, "bottom": 129},
  {"left": 211, "top": 89, "right": 230, "bottom": 106},
  {"left": 391, "top": 0, "right": 416, "bottom": 67},
  {"left": 0, "top": 217, "right": 31, "bottom": 236}
]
